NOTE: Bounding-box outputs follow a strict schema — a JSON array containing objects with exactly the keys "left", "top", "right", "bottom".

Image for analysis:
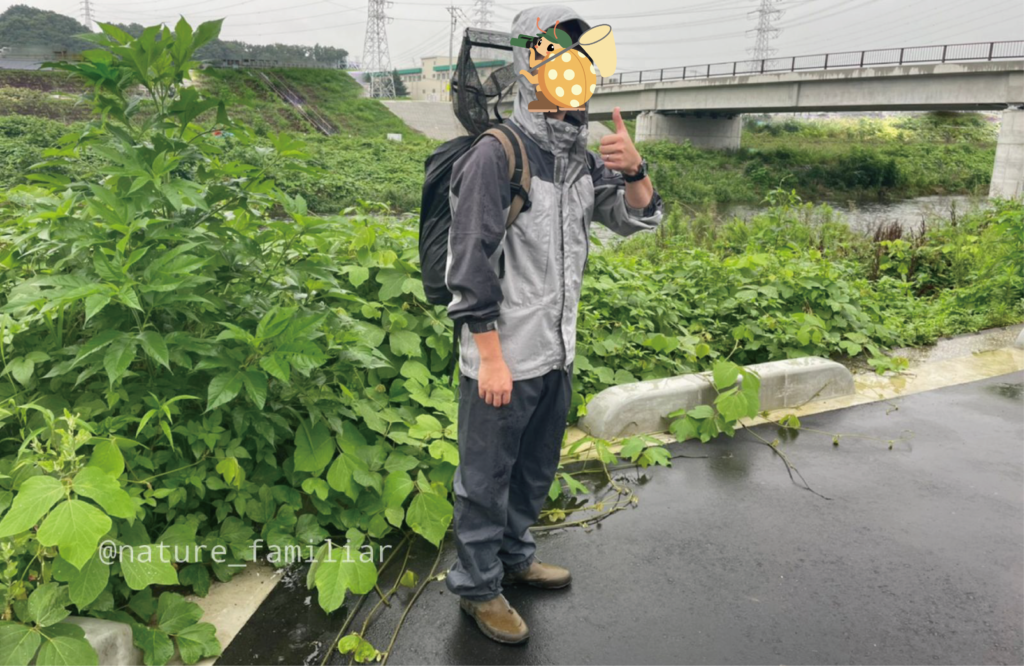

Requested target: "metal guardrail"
[{"left": 598, "top": 40, "right": 1024, "bottom": 87}]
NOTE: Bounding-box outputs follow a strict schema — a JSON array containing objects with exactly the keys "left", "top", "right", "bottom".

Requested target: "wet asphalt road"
[{"left": 222, "top": 372, "right": 1024, "bottom": 665}]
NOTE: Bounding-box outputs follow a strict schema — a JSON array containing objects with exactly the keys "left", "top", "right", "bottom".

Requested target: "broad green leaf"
[
  {"left": 28, "top": 583, "right": 71, "bottom": 627},
  {"left": 66, "top": 554, "right": 109, "bottom": 608},
  {"left": 0, "top": 475, "right": 65, "bottom": 537},
  {"left": 687, "top": 405, "right": 715, "bottom": 420},
  {"left": 326, "top": 454, "right": 358, "bottom": 500},
  {"left": 156, "top": 592, "right": 203, "bottom": 634},
  {"left": 408, "top": 414, "right": 443, "bottom": 441},
  {"left": 138, "top": 331, "right": 170, "bottom": 370},
  {"left": 242, "top": 369, "right": 268, "bottom": 409},
  {"left": 382, "top": 471, "right": 413, "bottom": 508},
  {"left": 259, "top": 354, "right": 290, "bottom": 384},
  {"left": 36, "top": 500, "right": 112, "bottom": 570},
  {"left": 102, "top": 336, "right": 137, "bottom": 386},
  {"left": 0, "top": 621, "right": 41, "bottom": 666},
  {"left": 406, "top": 492, "right": 452, "bottom": 547},
  {"left": 73, "top": 467, "right": 133, "bottom": 519},
  {"left": 35, "top": 633, "right": 97, "bottom": 666},
  {"left": 120, "top": 545, "right": 179, "bottom": 590},
  {"left": 206, "top": 371, "right": 243, "bottom": 412},
  {"left": 427, "top": 440, "right": 459, "bottom": 466},
  {"left": 131, "top": 626, "right": 174, "bottom": 666},
  {"left": 8, "top": 357, "right": 34, "bottom": 385},
  {"left": 301, "top": 477, "right": 330, "bottom": 501},
  {"left": 294, "top": 420, "right": 334, "bottom": 472},
  {"left": 399, "top": 360, "right": 430, "bottom": 385},
  {"left": 295, "top": 514, "right": 328, "bottom": 546},
  {"left": 88, "top": 440, "right": 125, "bottom": 477},
  {"left": 388, "top": 330, "right": 420, "bottom": 357},
  {"left": 712, "top": 360, "right": 740, "bottom": 390},
  {"left": 178, "top": 564, "right": 211, "bottom": 598},
  {"left": 175, "top": 622, "right": 221, "bottom": 664},
  {"left": 347, "top": 266, "right": 369, "bottom": 287},
  {"left": 313, "top": 548, "right": 378, "bottom": 613}
]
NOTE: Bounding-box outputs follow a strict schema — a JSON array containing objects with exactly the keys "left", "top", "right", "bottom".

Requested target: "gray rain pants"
[{"left": 445, "top": 367, "right": 572, "bottom": 601}]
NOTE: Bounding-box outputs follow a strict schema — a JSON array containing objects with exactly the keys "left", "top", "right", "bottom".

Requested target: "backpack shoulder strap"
[{"left": 474, "top": 125, "right": 532, "bottom": 228}]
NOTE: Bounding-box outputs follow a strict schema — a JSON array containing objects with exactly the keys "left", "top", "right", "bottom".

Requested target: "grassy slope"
[{"left": 0, "top": 69, "right": 1001, "bottom": 213}]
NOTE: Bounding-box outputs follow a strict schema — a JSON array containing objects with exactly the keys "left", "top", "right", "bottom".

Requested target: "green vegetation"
[
  {"left": 0, "top": 21, "right": 1019, "bottom": 666},
  {"left": 643, "top": 113, "right": 997, "bottom": 206},
  {"left": 0, "top": 4, "right": 347, "bottom": 66},
  {"left": 0, "top": 5, "right": 93, "bottom": 53}
]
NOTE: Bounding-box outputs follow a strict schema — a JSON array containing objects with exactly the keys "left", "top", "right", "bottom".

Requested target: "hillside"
[{"left": 0, "top": 4, "right": 92, "bottom": 52}]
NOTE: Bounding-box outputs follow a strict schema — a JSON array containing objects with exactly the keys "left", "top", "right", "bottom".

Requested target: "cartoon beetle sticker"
[{"left": 512, "top": 19, "right": 617, "bottom": 112}]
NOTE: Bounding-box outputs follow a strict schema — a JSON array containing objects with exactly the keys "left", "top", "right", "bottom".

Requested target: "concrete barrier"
[
  {"left": 63, "top": 617, "right": 141, "bottom": 666},
  {"left": 578, "top": 356, "right": 855, "bottom": 440}
]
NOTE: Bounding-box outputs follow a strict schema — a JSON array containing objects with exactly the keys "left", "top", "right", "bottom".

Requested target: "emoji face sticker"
[{"left": 512, "top": 19, "right": 615, "bottom": 113}]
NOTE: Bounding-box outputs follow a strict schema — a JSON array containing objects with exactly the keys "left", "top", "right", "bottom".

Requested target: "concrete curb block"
[
  {"left": 63, "top": 617, "right": 141, "bottom": 666},
  {"left": 578, "top": 356, "right": 855, "bottom": 440},
  {"left": 1015, "top": 329, "right": 1024, "bottom": 349}
]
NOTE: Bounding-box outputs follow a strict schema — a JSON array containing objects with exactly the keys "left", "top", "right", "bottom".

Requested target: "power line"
[{"left": 364, "top": 0, "right": 397, "bottom": 97}]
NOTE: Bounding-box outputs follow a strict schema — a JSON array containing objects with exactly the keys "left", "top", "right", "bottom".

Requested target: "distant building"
[{"left": 396, "top": 56, "right": 509, "bottom": 101}]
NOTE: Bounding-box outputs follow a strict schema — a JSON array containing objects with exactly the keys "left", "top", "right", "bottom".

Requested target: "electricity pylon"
[{"left": 363, "top": 0, "right": 396, "bottom": 98}]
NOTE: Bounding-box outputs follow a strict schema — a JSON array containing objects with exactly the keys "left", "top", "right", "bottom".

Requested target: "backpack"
[{"left": 418, "top": 123, "right": 532, "bottom": 307}]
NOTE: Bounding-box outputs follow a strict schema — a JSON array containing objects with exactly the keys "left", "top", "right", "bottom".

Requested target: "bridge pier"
[
  {"left": 634, "top": 111, "right": 742, "bottom": 150},
  {"left": 990, "top": 108, "right": 1024, "bottom": 199}
]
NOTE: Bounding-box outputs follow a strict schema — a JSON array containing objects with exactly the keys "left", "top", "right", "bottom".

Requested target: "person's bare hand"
[
  {"left": 478, "top": 357, "right": 512, "bottom": 407},
  {"left": 599, "top": 107, "right": 643, "bottom": 176}
]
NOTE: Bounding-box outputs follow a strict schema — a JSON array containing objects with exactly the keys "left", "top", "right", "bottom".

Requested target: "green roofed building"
[{"left": 397, "top": 55, "right": 509, "bottom": 102}]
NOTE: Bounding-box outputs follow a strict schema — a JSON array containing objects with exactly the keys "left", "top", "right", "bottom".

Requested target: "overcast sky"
[{"left": 5, "top": 0, "right": 1023, "bottom": 71}]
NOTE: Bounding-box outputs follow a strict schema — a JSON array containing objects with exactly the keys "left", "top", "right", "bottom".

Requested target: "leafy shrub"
[{"left": 0, "top": 19, "right": 458, "bottom": 666}]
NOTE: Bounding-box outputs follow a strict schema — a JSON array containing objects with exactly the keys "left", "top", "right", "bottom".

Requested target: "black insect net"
[{"left": 451, "top": 27, "right": 517, "bottom": 136}]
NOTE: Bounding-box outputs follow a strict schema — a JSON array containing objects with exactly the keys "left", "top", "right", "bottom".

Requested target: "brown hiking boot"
[
  {"left": 503, "top": 561, "right": 572, "bottom": 589},
  {"left": 460, "top": 594, "right": 529, "bottom": 644}
]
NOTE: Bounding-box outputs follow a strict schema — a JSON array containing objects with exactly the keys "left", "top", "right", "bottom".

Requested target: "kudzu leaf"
[
  {"left": 28, "top": 583, "right": 71, "bottom": 627},
  {"left": 73, "top": 467, "right": 134, "bottom": 519},
  {"left": 388, "top": 330, "right": 420, "bottom": 358},
  {"left": 294, "top": 419, "right": 334, "bottom": 472},
  {"left": 0, "top": 475, "right": 65, "bottom": 538},
  {"left": 382, "top": 471, "right": 413, "bottom": 508},
  {"left": 131, "top": 625, "right": 174, "bottom": 666},
  {"left": 36, "top": 500, "right": 111, "bottom": 570},
  {"left": 88, "top": 440, "right": 125, "bottom": 477},
  {"left": 406, "top": 492, "right": 452, "bottom": 546},
  {"left": 712, "top": 360, "right": 740, "bottom": 390},
  {"left": 120, "top": 545, "right": 179, "bottom": 590},
  {"left": 157, "top": 592, "right": 203, "bottom": 634},
  {"left": 65, "top": 554, "right": 109, "bottom": 608},
  {"left": 175, "top": 622, "right": 220, "bottom": 664},
  {"left": 0, "top": 620, "right": 41, "bottom": 666},
  {"left": 35, "top": 632, "right": 97, "bottom": 666}
]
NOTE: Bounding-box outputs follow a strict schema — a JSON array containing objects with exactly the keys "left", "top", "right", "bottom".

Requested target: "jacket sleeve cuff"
[{"left": 466, "top": 319, "right": 498, "bottom": 334}]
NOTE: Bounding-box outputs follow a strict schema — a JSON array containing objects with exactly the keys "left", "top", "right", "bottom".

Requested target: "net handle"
[{"left": 526, "top": 24, "right": 611, "bottom": 73}]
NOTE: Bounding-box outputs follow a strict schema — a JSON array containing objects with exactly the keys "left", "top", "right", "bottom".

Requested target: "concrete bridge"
[{"left": 588, "top": 42, "right": 1024, "bottom": 198}]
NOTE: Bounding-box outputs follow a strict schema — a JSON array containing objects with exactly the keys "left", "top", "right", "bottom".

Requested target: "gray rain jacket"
[{"left": 446, "top": 5, "right": 664, "bottom": 381}]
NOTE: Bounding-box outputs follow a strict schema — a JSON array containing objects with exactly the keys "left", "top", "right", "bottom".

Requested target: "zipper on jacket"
[{"left": 555, "top": 153, "right": 568, "bottom": 372}]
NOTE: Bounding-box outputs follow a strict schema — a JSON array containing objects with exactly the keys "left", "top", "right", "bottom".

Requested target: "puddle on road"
[{"left": 987, "top": 382, "right": 1024, "bottom": 400}]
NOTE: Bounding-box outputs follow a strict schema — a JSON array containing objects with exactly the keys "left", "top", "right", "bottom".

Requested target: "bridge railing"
[{"left": 598, "top": 40, "right": 1024, "bottom": 87}]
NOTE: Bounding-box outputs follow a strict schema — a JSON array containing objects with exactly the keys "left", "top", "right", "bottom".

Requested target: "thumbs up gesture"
[{"left": 599, "top": 107, "right": 643, "bottom": 176}]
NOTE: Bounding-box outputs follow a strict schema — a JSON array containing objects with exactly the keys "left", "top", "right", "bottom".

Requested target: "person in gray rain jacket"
[{"left": 444, "top": 4, "right": 664, "bottom": 645}]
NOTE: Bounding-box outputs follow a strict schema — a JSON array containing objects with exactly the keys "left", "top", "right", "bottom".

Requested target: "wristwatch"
[{"left": 623, "top": 158, "right": 648, "bottom": 183}]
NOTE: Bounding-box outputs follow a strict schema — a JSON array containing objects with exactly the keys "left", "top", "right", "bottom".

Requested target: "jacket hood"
[{"left": 510, "top": 5, "right": 590, "bottom": 155}]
